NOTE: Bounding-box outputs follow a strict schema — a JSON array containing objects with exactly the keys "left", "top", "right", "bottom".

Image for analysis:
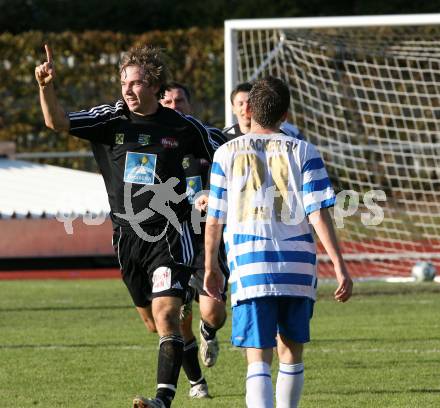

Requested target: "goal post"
[{"left": 224, "top": 14, "right": 440, "bottom": 278}]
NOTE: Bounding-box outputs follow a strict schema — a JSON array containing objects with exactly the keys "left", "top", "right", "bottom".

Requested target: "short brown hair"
[
  {"left": 248, "top": 77, "right": 290, "bottom": 128},
  {"left": 119, "top": 45, "right": 169, "bottom": 98}
]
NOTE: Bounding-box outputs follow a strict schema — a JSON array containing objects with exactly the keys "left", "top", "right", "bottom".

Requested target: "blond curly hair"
[{"left": 119, "top": 45, "right": 169, "bottom": 98}]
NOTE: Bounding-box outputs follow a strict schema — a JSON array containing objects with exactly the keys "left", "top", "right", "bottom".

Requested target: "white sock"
[
  {"left": 246, "top": 361, "right": 273, "bottom": 408},
  {"left": 276, "top": 362, "right": 304, "bottom": 408}
]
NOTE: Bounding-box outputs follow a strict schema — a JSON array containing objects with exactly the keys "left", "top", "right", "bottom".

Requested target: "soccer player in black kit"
[
  {"left": 161, "top": 82, "right": 229, "bottom": 378},
  {"left": 35, "top": 44, "right": 219, "bottom": 408}
]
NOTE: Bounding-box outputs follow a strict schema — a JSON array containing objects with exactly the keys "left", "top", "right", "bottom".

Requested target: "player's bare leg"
[
  {"left": 136, "top": 306, "right": 157, "bottom": 332},
  {"left": 198, "top": 294, "right": 226, "bottom": 367}
]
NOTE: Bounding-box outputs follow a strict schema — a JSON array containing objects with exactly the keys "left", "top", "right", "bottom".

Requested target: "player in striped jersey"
[
  {"left": 223, "top": 81, "right": 304, "bottom": 141},
  {"left": 35, "top": 44, "right": 220, "bottom": 408},
  {"left": 205, "top": 77, "right": 353, "bottom": 408}
]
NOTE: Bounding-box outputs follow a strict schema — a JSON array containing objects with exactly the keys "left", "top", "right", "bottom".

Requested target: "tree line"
[
  {"left": 0, "top": 29, "right": 224, "bottom": 169},
  {"left": 1, "top": 0, "right": 440, "bottom": 34}
]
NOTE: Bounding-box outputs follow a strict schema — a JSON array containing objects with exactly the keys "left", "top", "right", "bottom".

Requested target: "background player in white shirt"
[{"left": 205, "top": 76, "right": 353, "bottom": 408}]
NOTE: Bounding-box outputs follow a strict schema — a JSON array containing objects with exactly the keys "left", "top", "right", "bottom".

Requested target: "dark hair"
[
  {"left": 164, "top": 81, "right": 191, "bottom": 102},
  {"left": 248, "top": 77, "right": 290, "bottom": 128},
  {"left": 230, "top": 82, "right": 253, "bottom": 104},
  {"left": 119, "top": 45, "right": 169, "bottom": 98}
]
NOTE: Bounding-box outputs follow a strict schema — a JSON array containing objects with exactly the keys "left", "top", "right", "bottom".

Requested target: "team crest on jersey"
[
  {"left": 138, "top": 134, "right": 152, "bottom": 145},
  {"left": 186, "top": 176, "right": 202, "bottom": 204},
  {"left": 115, "top": 133, "right": 125, "bottom": 144},
  {"left": 123, "top": 151, "right": 157, "bottom": 185},
  {"left": 182, "top": 157, "right": 190, "bottom": 169},
  {"left": 161, "top": 137, "right": 179, "bottom": 148}
]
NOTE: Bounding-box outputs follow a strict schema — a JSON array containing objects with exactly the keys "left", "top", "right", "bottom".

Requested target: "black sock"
[
  {"left": 182, "top": 338, "right": 206, "bottom": 386},
  {"left": 200, "top": 320, "right": 218, "bottom": 341},
  {"left": 156, "top": 335, "right": 184, "bottom": 408}
]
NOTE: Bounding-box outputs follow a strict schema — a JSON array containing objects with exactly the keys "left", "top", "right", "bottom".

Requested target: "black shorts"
[
  {"left": 114, "top": 220, "right": 197, "bottom": 307},
  {"left": 189, "top": 237, "right": 229, "bottom": 302}
]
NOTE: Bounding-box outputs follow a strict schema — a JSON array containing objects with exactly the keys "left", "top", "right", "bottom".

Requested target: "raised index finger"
[{"left": 44, "top": 44, "right": 53, "bottom": 64}]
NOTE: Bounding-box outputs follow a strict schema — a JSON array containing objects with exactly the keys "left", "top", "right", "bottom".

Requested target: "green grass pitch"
[{"left": 1, "top": 279, "right": 439, "bottom": 407}]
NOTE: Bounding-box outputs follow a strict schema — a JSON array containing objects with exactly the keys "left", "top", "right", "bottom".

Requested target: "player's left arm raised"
[
  {"left": 35, "top": 44, "right": 69, "bottom": 131},
  {"left": 308, "top": 208, "right": 353, "bottom": 302}
]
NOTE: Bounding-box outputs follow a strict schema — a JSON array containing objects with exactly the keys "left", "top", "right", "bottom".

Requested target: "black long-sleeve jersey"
[
  {"left": 182, "top": 125, "right": 227, "bottom": 204},
  {"left": 68, "top": 100, "right": 222, "bottom": 228}
]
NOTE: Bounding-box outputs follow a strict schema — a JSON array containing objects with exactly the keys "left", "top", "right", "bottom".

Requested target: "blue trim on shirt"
[
  {"left": 235, "top": 251, "right": 316, "bottom": 266},
  {"left": 209, "top": 184, "right": 226, "bottom": 199},
  {"left": 230, "top": 281, "right": 237, "bottom": 294},
  {"left": 302, "top": 177, "right": 332, "bottom": 194},
  {"left": 282, "top": 233, "right": 314, "bottom": 243},
  {"left": 240, "top": 272, "right": 314, "bottom": 288},
  {"left": 301, "top": 157, "right": 324, "bottom": 173},
  {"left": 305, "top": 197, "right": 336, "bottom": 216},
  {"left": 233, "top": 234, "right": 271, "bottom": 245},
  {"left": 207, "top": 208, "right": 226, "bottom": 219},
  {"left": 211, "top": 162, "right": 225, "bottom": 177}
]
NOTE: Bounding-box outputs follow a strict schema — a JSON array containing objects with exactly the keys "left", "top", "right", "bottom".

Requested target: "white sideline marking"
[
  {"left": 2, "top": 344, "right": 439, "bottom": 355},
  {"left": 319, "top": 277, "right": 440, "bottom": 283},
  {"left": 315, "top": 348, "right": 440, "bottom": 354}
]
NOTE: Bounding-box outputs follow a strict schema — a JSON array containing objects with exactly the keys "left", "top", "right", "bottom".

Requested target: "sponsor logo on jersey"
[
  {"left": 138, "top": 134, "right": 152, "bottom": 145},
  {"left": 161, "top": 137, "right": 179, "bottom": 148},
  {"left": 123, "top": 151, "right": 157, "bottom": 185},
  {"left": 115, "top": 133, "right": 125, "bottom": 144},
  {"left": 186, "top": 175, "right": 202, "bottom": 204}
]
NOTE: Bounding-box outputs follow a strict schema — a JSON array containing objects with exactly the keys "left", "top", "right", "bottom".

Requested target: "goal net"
[{"left": 225, "top": 14, "right": 440, "bottom": 279}]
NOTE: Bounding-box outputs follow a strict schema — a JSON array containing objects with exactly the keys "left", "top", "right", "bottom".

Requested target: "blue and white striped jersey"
[{"left": 207, "top": 133, "right": 335, "bottom": 305}]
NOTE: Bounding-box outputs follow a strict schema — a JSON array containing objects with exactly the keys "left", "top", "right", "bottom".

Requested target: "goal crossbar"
[{"left": 225, "top": 13, "right": 440, "bottom": 126}]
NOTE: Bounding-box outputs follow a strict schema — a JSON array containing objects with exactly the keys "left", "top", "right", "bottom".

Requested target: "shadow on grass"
[
  {"left": 316, "top": 281, "right": 440, "bottom": 299},
  {"left": 0, "top": 342, "right": 147, "bottom": 350},
  {"left": 409, "top": 388, "right": 440, "bottom": 394},
  {"left": 314, "top": 388, "right": 440, "bottom": 396},
  {"left": 0, "top": 305, "right": 131, "bottom": 312},
  {"left": 211, "top": 393, "right": 245, "bottom": 399},
  {"left": 311, "top": 337, "right": 440, "bottom": 344}
]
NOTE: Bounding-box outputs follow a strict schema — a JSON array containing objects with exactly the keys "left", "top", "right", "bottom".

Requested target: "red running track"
[
  {"left": 0, "top": 264, "right": 412, "bottom": 280},
  {"left": 1, "top": 238, "right": 439, "bottom": 280},
  {"left": 0, "top": 268, "right": 121, "bottom": 280}
]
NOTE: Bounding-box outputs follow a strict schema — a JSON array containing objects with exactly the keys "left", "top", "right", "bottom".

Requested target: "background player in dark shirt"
[
  {"left": 35, "top": 44, "right": 216, "bottom": 408},
  {"left": 161, "top": 82, "right": 229, "bottom": 371},
  {"left": 223, "top": 82, "right": 253, "bottom": 139},
  {"left": 223, "top": 82, "right": 304, "bottom": 141}
]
